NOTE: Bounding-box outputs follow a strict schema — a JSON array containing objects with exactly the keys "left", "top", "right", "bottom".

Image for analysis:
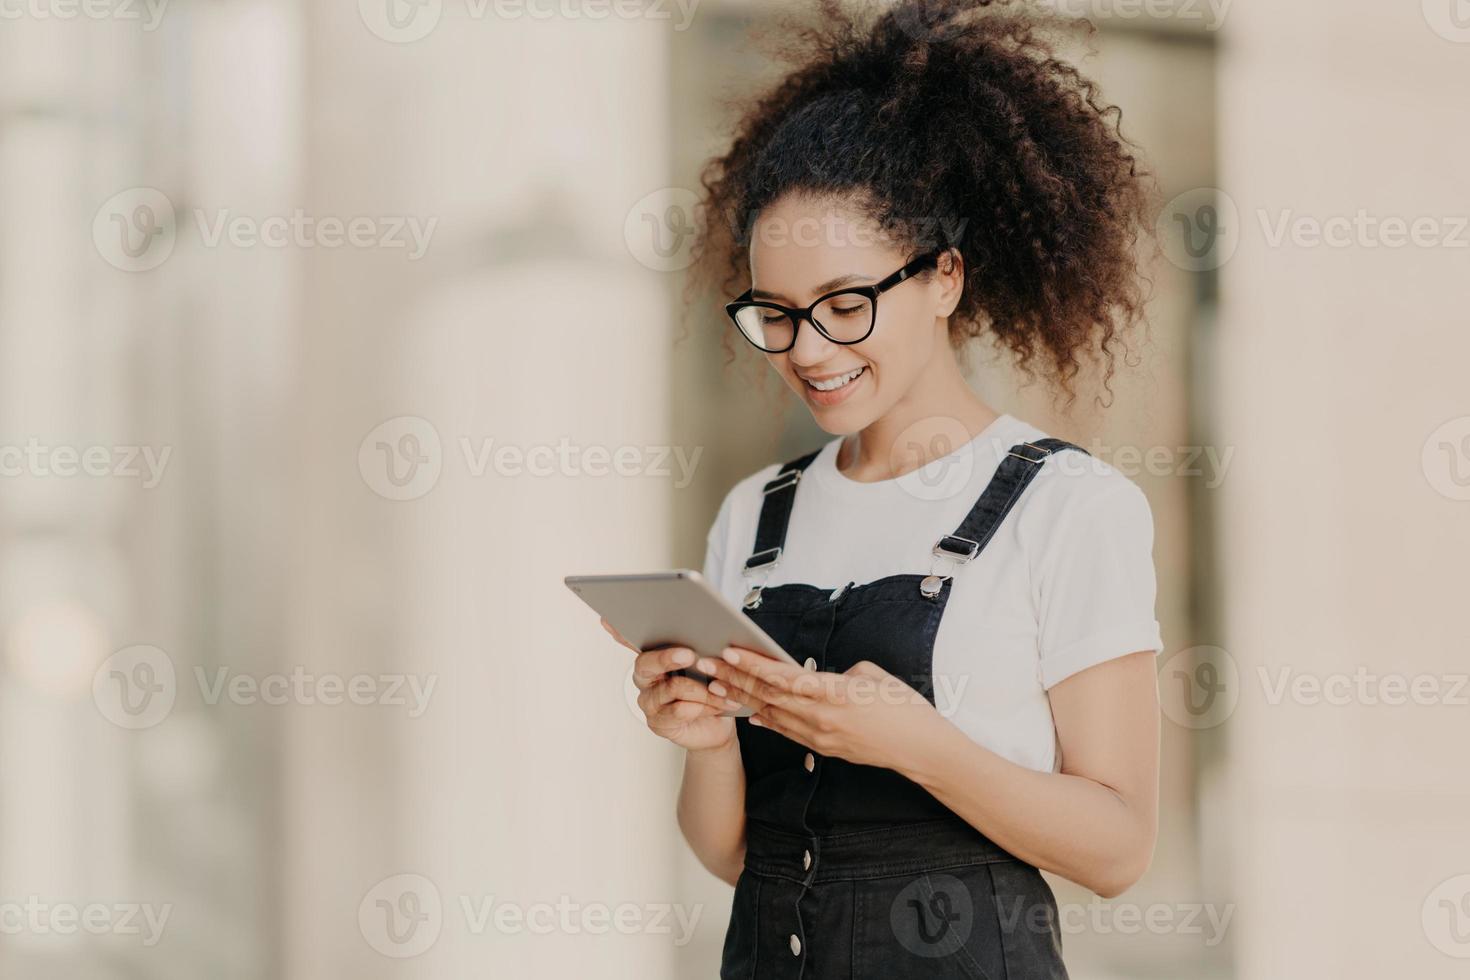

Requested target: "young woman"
[{"left": 619, "top": 1, "right": 1162, "bottom": 976}]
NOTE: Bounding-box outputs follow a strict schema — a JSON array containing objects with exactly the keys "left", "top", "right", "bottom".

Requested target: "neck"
[{"left": 836, "top": 342, "right": 999, "bottom": 482}]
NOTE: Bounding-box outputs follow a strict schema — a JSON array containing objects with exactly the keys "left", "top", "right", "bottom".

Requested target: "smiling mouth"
[{"left": 802, "top": 366, "right": 867, "bottom": 392}]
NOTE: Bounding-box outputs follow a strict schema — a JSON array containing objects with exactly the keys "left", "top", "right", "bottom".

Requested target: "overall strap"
[
  {"left": 929, "top": 438, "right": 1089, "bottom": 577},
  {"left": 740, "top": 449, "right": 821, "bottom": 607}
]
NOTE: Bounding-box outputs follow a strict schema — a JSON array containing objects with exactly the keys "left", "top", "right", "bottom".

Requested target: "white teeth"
[{"left": 807, "top": 367, "right": 864, "bottom": 392}]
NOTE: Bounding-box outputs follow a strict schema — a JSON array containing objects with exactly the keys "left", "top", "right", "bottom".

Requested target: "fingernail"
[
  {"left": 708, "top": 680, "right": 728, "bottom": 697},
  {"left": 722, "top": 647, "right": 741, "bottom": 664},
  {"left": 748, "top": 715, "right": 764, "bottom": 727},
  {"left": 696, "top": 658, "right": 719, "bottom": 675},
  {"left": 726, "top": 698, "right": 744, "bottom": 710},
  {"left": 671, "top": 649, "right": 693, "bottom": 666}
]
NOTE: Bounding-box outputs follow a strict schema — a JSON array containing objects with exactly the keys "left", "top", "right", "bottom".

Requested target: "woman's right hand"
[{"left": 601, "top": 618, "right": 739, "bottom": 752}]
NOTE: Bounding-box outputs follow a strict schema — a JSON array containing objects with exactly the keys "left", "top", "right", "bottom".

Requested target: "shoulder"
[
  {"left": 1000, "top": 426, "right": 1164, "bottom": 676},
  {"left": 705, "top": 441, "right": 836, "bottom": 539},
  {"left": 1009, "top": 428, "right": 1156, "bottom": 560},
  {"left": 1031, "top": 445, "right": 1151, "bottom": 515}
]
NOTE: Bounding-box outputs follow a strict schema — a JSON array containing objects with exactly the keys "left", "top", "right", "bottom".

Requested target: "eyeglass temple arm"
[{"left": 875, "top": 251, "right": 945, "bottom": 292}]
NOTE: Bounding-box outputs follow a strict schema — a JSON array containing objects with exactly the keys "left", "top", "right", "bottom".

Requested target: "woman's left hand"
[{"left": 695, "top": 646, "right": 946, "bottom": 773}]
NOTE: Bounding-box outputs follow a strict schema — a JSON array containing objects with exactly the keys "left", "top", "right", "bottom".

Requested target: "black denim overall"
[{"left": 720, "top": 438, "right": 1086, "bottom": 980}]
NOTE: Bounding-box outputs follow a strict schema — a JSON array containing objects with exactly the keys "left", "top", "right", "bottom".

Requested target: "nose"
[{"left": 786, "top": 314, "right": 838, "bottom": 366}]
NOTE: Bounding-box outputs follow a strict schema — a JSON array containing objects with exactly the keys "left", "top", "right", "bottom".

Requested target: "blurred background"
[{"left": 0, "top": 0, "right": 1466, "bottom": 977}]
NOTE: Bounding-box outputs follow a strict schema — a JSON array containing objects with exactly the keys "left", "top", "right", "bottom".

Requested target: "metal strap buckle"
[
  {"left": 1006, "top": 442, "right": 1053, "bottom": 465},
  {"left": 743, "top": 547, "right": 782, "bottom": 572},
  {"left": 762, "top": 469, "right": 802, "bottom": 495},
  {"left": 932, "top": 535, "right": 980, "bottom": 563}
]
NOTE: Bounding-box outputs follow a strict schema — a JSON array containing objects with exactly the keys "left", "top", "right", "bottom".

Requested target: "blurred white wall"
[
  {"left": 1216, "top": 1, "right": 1470, "bottom": 976},
  {"left": 2, "top": 3, "right": 298, "bottom": 978},
  {"left": 286, "top": 5, "right": 686, "bottom": 979}
]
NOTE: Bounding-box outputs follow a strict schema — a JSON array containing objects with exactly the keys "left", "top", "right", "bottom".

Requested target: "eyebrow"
[{"left": 750, "top": 272, "right": 871, "bottom": 303}]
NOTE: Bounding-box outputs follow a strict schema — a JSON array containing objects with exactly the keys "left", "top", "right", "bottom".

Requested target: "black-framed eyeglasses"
[{"left": 724, "top": 251, "right": 942, "bottom": 354}]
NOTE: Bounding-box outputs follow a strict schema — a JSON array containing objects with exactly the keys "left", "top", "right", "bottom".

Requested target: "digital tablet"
[{"left": 564, "top": 569, "right": 801, "bottom": 718}]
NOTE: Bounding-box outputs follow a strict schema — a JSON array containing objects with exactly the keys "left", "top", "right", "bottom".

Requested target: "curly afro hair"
[{"left": 690, "top": 0, "right": 1153, "bottom": 404}]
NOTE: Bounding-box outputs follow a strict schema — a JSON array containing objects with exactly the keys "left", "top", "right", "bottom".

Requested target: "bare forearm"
[
  {"left": 895, "top": 717, "right": 1155, "bottom": 898},
  {"left": 676, "top": 738, "right": 747, "bottom": 886}
]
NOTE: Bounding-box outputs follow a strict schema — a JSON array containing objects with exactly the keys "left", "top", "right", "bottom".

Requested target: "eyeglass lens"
[{"left": 732, "top": 291, "right": 874, "bottom": 352}]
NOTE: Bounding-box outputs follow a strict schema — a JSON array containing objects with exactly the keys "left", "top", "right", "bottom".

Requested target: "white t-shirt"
[{"left": 702, "top": 412, "right": 1164, "bottom": 774}]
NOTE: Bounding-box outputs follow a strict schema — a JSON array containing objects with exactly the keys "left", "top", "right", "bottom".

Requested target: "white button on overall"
[
  {"left": 803, "top": 752, "right": 815, "bottom": 772},
  {"left": 789, "top": 934, "right": 802, "bottom": 956}
]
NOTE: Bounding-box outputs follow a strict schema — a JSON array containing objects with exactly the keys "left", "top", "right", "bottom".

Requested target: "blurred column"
[
  {"left": 287, "top": 5, "right": 681, "bottom": 979},
  {"left": 1, "top": 2, "right": 297, "bottom": 977},
  {"left": 0, "top": 20, "right": 126, "bottom": 980},
  {"left": 1215, "top": 1, "right": 1470, "bottom": 976}
]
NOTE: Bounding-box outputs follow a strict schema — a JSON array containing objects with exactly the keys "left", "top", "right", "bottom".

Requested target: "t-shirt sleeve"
[
  {"left": 701, "top": 490, "right": 732, "bottom": 595},
  {"left": 1033, "top": 478, "right": 1165, "bottom": 690},
  {"left": 700, "top": 464, "right": 779, "bottom": 602}
]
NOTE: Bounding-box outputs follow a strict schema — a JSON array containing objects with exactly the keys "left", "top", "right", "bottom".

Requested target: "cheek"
[
  {"left": 863, "top": 329, "right": 919, "bottom": 382},
  {"left": 769, "top": 354, "right": 802, "bottom": 388},
  {"left": 856, "top": 329, "right": 936, "bottom": 402},
  {"left": 874, "top": 302, "right": 939, "bottom": 372}
]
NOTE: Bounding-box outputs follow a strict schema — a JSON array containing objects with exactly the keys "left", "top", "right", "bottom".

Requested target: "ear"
[{"left": 934, "top": 248, "right": 964, "bottom": 318}]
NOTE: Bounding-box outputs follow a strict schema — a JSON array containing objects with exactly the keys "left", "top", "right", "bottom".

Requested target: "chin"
[
  {"left": 806, "top": 404, "right": 873, "bottom": 436},
  {"left": 783, "top": 369, "right": 880, "bottom": 435}
]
